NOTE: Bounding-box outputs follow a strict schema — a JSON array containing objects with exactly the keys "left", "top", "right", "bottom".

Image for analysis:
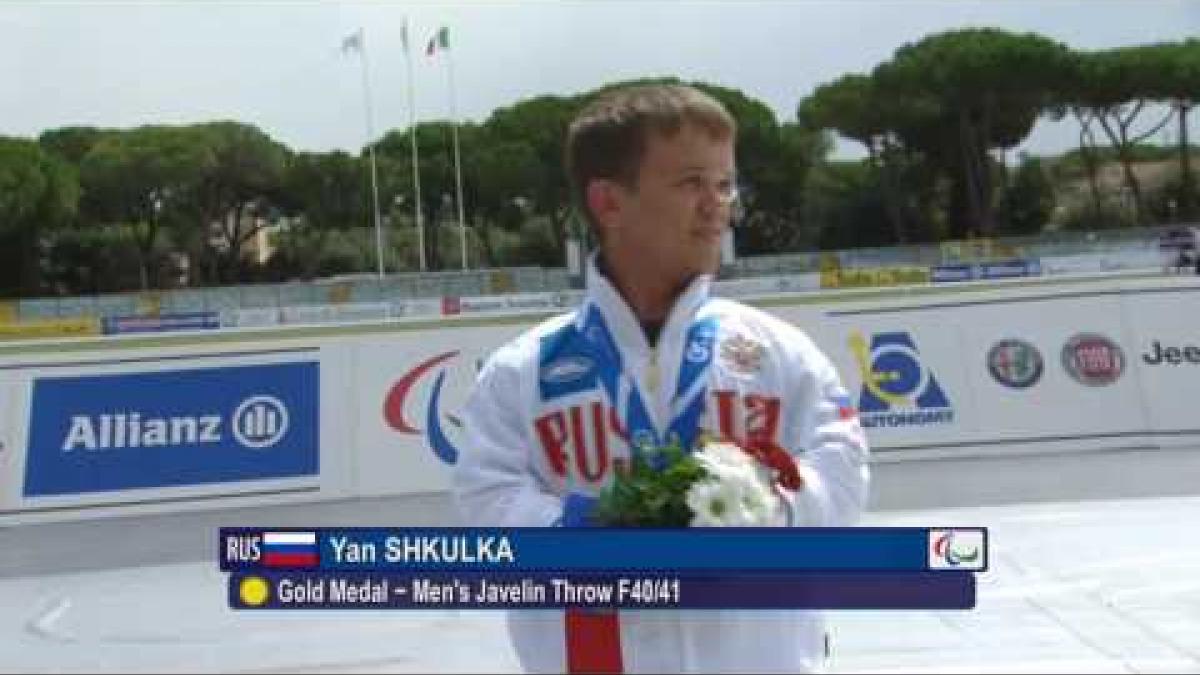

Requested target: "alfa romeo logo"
[{"left": 987, "top": 339, "right": 1043, "bottom": 389}]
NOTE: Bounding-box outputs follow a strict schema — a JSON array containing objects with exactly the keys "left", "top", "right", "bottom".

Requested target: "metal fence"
[
  {"left": 13, "top": 267, "right": 571, "bottom": 321},
  {"left": 725, "top": 224, "right": 1182, "bottom": 277},
  {"left": 6, "top": 223, "right": 1188, "bottom": 323}
]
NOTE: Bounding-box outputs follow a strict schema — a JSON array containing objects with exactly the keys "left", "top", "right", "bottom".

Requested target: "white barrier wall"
[
  {"left": 0, "top": 372, "right": 21, "bottom": 512},
  {"left": 351, "top": 324, "right": 528, "bottom": 498},
  {"left": 1121, "top": 287, "right": 1200, "bottom": 447},
  {"left": 810, "top": 290, "right": 1144, "bottom": 457},
  {"left": 1, "top": 275, "right": 1195, "bottom": 525},
  {"left": 1041, "top": 249, "right": 1164, "bottom": 275}
]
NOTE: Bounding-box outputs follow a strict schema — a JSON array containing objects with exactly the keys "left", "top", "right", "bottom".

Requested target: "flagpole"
[
  {"left": 355, "top": 30, "right": 386, "bottom": 278},
  {"left": 445, "top": 34, "right": 468, "bottom": 270},
  {"left": 402, "top": 19, "right": 426, "bottom": 272}
]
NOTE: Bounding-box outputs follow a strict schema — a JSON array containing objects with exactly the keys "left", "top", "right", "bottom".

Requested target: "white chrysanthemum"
[
  {"left": 695, "top": 441, "right": 754, "bottom": 472},
  {"left": 694, "top": 442, "right": 760, "bottom": 486},
  {"left": 699, "top": 442, "right": 775, "bottom": 490},
  {"left": 687, "top": 440, "right": 788, "bottom": 527},
  {"left": 686, "top": 480, "right": 742, "bottom": 527}
]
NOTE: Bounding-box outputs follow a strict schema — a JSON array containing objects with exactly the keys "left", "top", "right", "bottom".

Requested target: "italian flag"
[{"left": 426, "top": 26, "right": 449, "bottom": 56}]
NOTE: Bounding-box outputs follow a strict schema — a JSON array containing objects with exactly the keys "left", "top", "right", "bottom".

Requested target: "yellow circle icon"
[{"left": 239, "top": 576, "right": 270, "bottom": 607}]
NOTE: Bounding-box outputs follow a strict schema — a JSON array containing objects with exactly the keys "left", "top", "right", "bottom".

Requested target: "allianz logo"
[{"left": 61, "top": 395, "right": 290, "bottom": 451}]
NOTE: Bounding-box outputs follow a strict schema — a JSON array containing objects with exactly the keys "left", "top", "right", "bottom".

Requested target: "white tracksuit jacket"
[{"left": 453, "top": 259, "right": 871, "bottom": 673}]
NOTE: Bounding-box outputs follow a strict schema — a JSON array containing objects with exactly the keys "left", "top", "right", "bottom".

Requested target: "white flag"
[{"left": 341, "top": 29, "right": 363, "bottom": 54}]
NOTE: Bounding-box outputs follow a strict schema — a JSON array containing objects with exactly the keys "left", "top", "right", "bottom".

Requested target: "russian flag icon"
[{"left": 262, "top": 531, "right": 318, "bottom": 567}]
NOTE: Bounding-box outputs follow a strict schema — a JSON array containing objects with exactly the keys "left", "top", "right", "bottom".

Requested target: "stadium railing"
[{"left": 1, "top": 223, "right": 1189, "bottom": 333}]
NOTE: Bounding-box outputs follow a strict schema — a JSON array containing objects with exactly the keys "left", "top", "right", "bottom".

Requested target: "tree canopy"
[{"left": 3, "top": 29, "right": 1195, "bottom": 297}]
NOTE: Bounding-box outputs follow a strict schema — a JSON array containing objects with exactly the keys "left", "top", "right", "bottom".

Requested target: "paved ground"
[{"left": 2, "top": 453, "right": 1198, "bottom": 674}]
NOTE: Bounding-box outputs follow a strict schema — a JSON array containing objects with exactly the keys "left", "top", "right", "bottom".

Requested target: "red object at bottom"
[
  {"left": 261, "top": 552, "right": 318, "bottom": 567},
  {"left": 565, "top": 607, "right": 624, "bottom": 673}
]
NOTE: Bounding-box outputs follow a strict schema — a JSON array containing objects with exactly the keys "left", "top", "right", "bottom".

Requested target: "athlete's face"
[{"left": 597, "top": 123, "right": 737, "bottom": 283}]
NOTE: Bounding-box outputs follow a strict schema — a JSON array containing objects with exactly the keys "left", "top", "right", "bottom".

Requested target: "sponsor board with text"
[{"left": 23, "top": 362, "right": 319, "bottom": 496}]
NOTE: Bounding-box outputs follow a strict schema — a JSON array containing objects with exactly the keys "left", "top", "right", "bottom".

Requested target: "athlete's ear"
[{"left": 586, "top": 179, "right": 624, "bottom": 236}]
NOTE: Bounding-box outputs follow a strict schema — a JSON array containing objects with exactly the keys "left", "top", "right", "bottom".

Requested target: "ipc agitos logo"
[
  {"left": 928, "top": 528, "right": 986, "bottom": 570},
  {"left": 383, "top": 352, "right": 468, "bottom": 465},
  {"left": 849, "top": 331, "right": 954, "bottom": 429}
]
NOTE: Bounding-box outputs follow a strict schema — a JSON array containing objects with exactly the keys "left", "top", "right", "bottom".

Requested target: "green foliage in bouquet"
[{"left": 592, "top": 442, "right": 708, "bottom": 527}]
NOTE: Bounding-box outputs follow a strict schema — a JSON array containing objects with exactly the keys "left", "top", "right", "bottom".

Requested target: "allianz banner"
[{"left": 23, "top": 362, "right": 319, "bottom": 496}]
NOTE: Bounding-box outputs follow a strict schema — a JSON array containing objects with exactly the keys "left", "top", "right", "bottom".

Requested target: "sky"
[{"left": 2, "top": 0, "right": 1198, "bottom": 160}]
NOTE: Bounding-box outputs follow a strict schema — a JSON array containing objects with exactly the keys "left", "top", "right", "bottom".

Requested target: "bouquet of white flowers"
[{"left": 592, "top": 436, "right": 802, "bottom": 528}]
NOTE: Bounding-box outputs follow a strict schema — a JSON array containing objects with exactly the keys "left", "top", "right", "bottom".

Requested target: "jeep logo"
[{"left": 1142, "top": 340, "right": 1200, "bottom": 366}]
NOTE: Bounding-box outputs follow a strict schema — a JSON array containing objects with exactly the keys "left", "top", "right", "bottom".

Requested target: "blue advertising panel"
[
  {"left": 930, "top": 263, "right": 976, "bottom": 283},
  {"left": 930, "top": 259, "right": 1041, "bottom": 283},
  {"left": 24, "top": 361, "right": 319, "bottom": 496},
  {"left": 101, "top": 312, "right": 222, "bottom": 335},
  {"left": 979, "top": 259, "right": 1041, "bottom": 279}
]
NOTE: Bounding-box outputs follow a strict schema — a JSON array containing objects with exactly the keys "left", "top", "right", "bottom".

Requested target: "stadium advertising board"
[
  {"left": 1120, "top": 287, "right": 1200, "bottom": 447},
  {"left": 101, "top": 311, "right": 222, "bottom": 335},
  {"left": 23, "top": 362, "right": 319, "bottom": 496},
  {"left": 930, "top": 259, "right": 1042, "bottom": 283},
  {"left": 0, "top": 373, "right": 23, "bottom": 513},
  {"left": 0, "top": 317, "right": 101, "bottom": 340},
  {"left": 353, "top": 325, "right": 526, "bottom": 497},
  {"left": 2, "top": 275, "right": 1195, "bottom": 524},
  {"left": 816, "top": 289, "right": 1147, "bottom": 457},
  {"left": 807, "top": 310, "right": 972, "bottom": 451}
]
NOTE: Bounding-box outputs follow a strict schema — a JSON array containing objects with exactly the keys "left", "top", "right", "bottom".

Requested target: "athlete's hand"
[{"left": 559, "top": 492, "right": 598, "bottom": 528}]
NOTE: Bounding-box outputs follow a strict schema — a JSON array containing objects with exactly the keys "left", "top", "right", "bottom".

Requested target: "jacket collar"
[{"left": 576, "top": 253, "right": 712, "bottom": 359}]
